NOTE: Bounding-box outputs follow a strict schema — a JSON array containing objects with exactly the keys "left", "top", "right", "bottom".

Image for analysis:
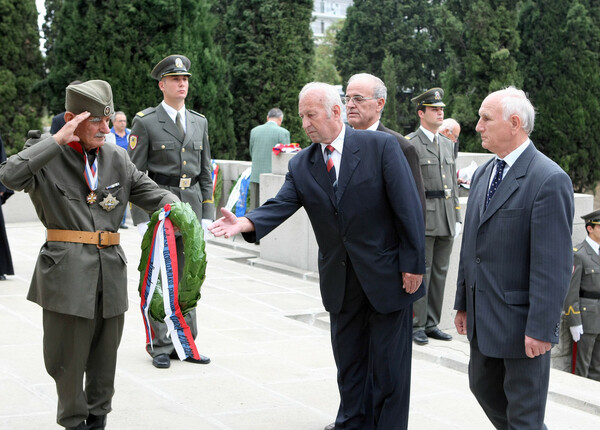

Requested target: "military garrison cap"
[
  {"left": 151, "top": 55, "right": 192, "bottom": 80},
  {"left": 411, "top": 88, "right": 446, "bottom": 107},
  {"left": 65, "top": 80, "right": 114, "bottom": 117},
  {"left": 582, "top": 209, "right": 600, "bottom": 224}
]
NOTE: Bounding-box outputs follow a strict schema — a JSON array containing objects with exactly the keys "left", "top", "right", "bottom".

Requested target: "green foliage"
[
  {"left": 43, "top": 0, "right": 236, "bottom": 159},
  {"left": 312, "top": 20, "right": 343, "bottom": 85},
  {"left": 335, "top": 0, "right": 448, "bottom": 134},
  {"left": 439, "top": 0, "right": 523, "bottom": 153},
  {"left": 381, "top": 51, "right": 400, "bottom": 131},
  {"left": 138, "top": 202, "right": 206, "bottom": 321},
  {"left": 0, "top": 0, "right": 44, "bottom": 154},
  {"left": 221, "top": 0, "right": 314, "bottom": 159},
  {"left": 518, "top": 0, "right": 600, "bottom": 192}
]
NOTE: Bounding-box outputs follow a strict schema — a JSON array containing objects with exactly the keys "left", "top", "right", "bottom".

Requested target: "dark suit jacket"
[
  {"left": 454, "top": 142, "right": 574, "bottom": 358},
  {"left": 244, "top": 126, "right": 425, "bottom": 314},
  {"left": 377, "top": 122, "right": 426, "bottom": 219},
  {"left": 50, "top": 112, "right": 66, "bottom": 134}
]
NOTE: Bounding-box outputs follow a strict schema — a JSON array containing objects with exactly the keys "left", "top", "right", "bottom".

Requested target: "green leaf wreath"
[{"left": 137, "top": 202, "right": 207, "bottom": 321}]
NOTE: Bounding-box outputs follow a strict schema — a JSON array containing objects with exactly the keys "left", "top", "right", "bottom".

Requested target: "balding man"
[{"left": 439, "top": 118, "right": 461, "bottom": 158}]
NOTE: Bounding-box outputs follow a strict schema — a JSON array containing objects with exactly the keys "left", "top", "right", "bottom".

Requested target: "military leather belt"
[
  {"left": 46, "top": 229, "right": 120, "bottom": 249},
  {"left": 148, "top": 171, "right": 200, "bottom": 189},
  {"left": 581, "top": 291, "right": 600, "bottom": 300},
  {"left": 425, "top": 190, "right": 453, "bottom": 199}
]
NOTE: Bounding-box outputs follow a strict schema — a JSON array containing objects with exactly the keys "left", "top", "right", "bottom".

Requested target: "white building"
[{"left": 311, "top": 0, "right": 353, "bottom": 41}]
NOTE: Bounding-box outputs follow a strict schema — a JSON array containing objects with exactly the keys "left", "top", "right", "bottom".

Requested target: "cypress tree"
[
  {"left": 43, "top": 0, "right": 235, "bottom": 158},
  {"left": 439, "top": 0, "right": 522, "bottom": 152},
  {"left": 0, "top": 0, "right": 44, "bottom": 154},
  {"left": 223, "top": 0, "right": 314, "bottom": 160},
  {"left": 335, "top": 0, "right": 447, "bottom": 133},
  {"left": 381, "top": 51, "right": 400, "bottom": 132},
  {"left": 518, "top": 0, "right": 600, "bottom": 192}
]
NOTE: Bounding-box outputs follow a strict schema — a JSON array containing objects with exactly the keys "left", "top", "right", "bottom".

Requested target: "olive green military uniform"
[
  {"left": 0, "top": 81, "right": 177, "bottom": 428},
  {"left": 128, "top": 55, "right": 214, "bottom": 360},
  {"left": 565, "top": 239, "right": 600, "bottom": 381},
  {"left": 407, "top": 127, "right": 461, "bottom": 334}
]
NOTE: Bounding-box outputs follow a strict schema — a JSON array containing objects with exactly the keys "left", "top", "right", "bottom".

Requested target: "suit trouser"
[
  {"left": 330, "top": 259, "right": 413, "bottom": 430},
  {"left": 469, "top": 333, "right": 550, "bottom": 430},
  {"left": 413, "top": 234, "right": 453, "bottom": 332},
  {"left": 43, "top": 291, "right": 124, "bottom": 428},
  {"left": 575, "top": 332, "right": 600, "bottom": 381},
  {"left": 146, "top": 235, "right": 199, "bottom": 358}
]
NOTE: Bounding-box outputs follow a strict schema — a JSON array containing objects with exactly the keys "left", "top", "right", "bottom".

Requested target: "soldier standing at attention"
[
  {"left": 128, "top": 54, "right": 214, "bottom": 369},
  {"left": 564, "top": 209, "right": 600, "bottom": 381},
  {"left": 407, "top": 88, "right": 461, "bottom": 345}
]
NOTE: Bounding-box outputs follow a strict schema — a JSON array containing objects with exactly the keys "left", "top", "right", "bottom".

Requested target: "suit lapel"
[
  {"left": 479, "top": 143, "right": 537, "bottom": 226},
  {"left": 182, "top": 109, "right": 194, "bottom": 147},
  {"left": 309, "top": 144, "right": 338, "bottom": 207},
  {"left": 418, "top": 128, "right": 439, "bottom": 159},
  {"left": 157, "top": 104, "right": 183, "bottom": 142},
  {"left": 584, "top": 241, "right": 600, "bottom": 265},
  {"left": 336, "top": 126, "right": 360, "bottom": 202}
]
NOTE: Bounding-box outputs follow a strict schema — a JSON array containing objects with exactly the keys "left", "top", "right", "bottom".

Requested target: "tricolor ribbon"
[
  {"left": 84, "top": 151, "right": 98, "bottom": 192},
  {"left": 211, "top": 160, "right": 219, "bottom": 195},
  {"left": 140, "top": 204, "right": 200, "bottom": 361}
]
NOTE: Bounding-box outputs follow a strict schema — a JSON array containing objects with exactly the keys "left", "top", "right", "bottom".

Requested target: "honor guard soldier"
[
  {"left": 128, "top": 54, "right": 214, "bottom": 369},
  {"left": 407, "top": 88, "right": 461, "bottom": 345},
  {"left": 0, "top": 80, "right": 179, "bottom": 429},
  {"left": 564, "top": 209, "right": 600, "bottom": 381}
]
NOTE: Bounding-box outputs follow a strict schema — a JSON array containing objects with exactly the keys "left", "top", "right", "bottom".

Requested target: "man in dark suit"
[
  {"left": 209, "top": 82, "right": 425, "bottom": 430},
  {"left": 454, "top": 87, "right": 574, "bottom": 429},
  {"left": 344, "top": 73, "right": 425, "bottom": 218}
]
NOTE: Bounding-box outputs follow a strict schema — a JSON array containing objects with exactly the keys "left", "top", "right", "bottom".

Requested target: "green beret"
[
  {"left": 582, "top": 209, "right": 600, "bottom": 224},
  {"left": 411, "top": 88, "right": 445, "bottom": 107},
  {"left": 65, "top": 80, "right": 114, "bottom": 117},
  {"left": 151, "top": 55, "right": 192, "bottom": 80}
]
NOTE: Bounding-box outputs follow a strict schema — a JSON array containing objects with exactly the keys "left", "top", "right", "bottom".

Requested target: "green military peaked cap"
[
  {"left": 151, "top": 55, "right": 192, "bottom": 80},
  {"left": 65, "top": 80, "right": 114, "bottom": 117},
  {"left": 582, "top": 209, "right": 600, "bottom": 224},
  {"left": 411, "top": 87, "right": 446, "bottom": 107}
]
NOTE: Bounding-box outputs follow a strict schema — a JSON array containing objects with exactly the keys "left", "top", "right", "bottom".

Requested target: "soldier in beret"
[
  {"left": 564, "top": 209, "right": 600, "bottom": 381},
  {"left": 128, "top": 54, "right": 213, "bottom": 369},
  {"left": 406, "top": 88, "right": 461, "bottom": 346},
  {"left": 0, "top": 80, "right": 179, "bottom": 429}
]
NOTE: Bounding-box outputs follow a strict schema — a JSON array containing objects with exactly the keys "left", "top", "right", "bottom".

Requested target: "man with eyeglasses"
[
  {"left": 344, "top": 73, "right": 425, "bottom": 219},
  {"left": 407, "top": 88, "right": 461, "bottom": 346}
]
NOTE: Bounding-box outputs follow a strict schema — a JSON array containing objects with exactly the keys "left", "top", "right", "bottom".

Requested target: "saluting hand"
[{"left": 53, "top": 111, "right": 91, "bottom": 146}]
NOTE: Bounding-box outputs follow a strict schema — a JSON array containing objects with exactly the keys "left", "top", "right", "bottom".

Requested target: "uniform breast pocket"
[
  {"left": 55, "top": 182, "right": 84, "bottom": 202},
  {"left": 150, "top": 140, "right": 175, "bottom": 164},
  {"left": 419, "top": 157, "right": 438, "bottom": 179}
]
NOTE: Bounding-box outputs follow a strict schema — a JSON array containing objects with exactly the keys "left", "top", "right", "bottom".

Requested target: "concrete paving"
[{"left": 1, "top": 216, "right": 600, "bottom": 429}]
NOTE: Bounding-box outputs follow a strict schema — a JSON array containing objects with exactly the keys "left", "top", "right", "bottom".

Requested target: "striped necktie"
[{"left": 324, "top": 145, "right": 338, "bottom": 192}]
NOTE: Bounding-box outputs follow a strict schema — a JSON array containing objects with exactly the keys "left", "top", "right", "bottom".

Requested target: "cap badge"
[
  {"left": 434, "top": 91, "right": 441, "bottom": 100},
  {"left": 175, "top": 57, "right": 184, "bottom": 68},
  {"left": 104, "top": 105, "right": 111, "bottom": 116}
]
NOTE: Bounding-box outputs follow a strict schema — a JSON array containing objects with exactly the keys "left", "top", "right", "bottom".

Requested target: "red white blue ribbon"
[
  {"left": 83, "top": 151, "right": 98, "bottom": 192},
  {"left": 140, "top": 204, "right": 200, "bottom": 361}
]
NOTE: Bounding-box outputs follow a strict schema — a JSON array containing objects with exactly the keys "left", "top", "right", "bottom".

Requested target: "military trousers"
[
  {"left": 413, "top": 234, "right": 453, "bottom": 332},
  {"left": 575, "top": 332, "right": 600, "bottom": 381},
  {"left": 43, "top": 290, "right": 124, "bottom": 428}
]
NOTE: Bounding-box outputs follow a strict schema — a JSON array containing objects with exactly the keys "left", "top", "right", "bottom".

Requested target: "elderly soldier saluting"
[
  {"left": 128, "top": 54, "right": 214, "bottom": 369},
  {"left": 0, "top": 80, "right": 179, "bottom": 429}
]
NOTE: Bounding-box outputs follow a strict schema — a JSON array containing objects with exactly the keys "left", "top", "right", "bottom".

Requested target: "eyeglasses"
[{"left": 342, "top": 95, "right": 378, "bottom": 105}]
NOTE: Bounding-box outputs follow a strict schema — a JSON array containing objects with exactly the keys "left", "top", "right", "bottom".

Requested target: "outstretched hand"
[
  {"left": 53, "top": 111, "right": 90, "bottom": 146},
  {"left": 208, "top": 207, "right": 253, "bottom": 239}
]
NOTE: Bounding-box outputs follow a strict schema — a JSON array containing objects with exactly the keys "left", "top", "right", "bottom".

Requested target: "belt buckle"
[
  {"left": 444, "top": 189, "right": 452, "bottom": 199},
  {"left": 179, "top": 177, "right": 192, "bottom": 188},
  {"left": 97, "top": 231, "right": 109, "bottom": 249}
]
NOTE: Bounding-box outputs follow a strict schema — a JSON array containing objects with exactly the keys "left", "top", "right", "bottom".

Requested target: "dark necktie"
[
  {"left": 485, "top": 159, "right": 507, "bottom": 209},
  {"left": 324, "top": 144, "right": 338, "bottom": 192},
  {"left": 176, "top": 112, "right": 185, "bottom": 139}
]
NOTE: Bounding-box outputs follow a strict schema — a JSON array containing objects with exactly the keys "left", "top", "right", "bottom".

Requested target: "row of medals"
[{"left": 87, "top": 191, "right": 119, "bottom": 212}]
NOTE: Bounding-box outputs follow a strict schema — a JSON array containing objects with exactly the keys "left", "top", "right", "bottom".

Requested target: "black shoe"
[
  {"left": 184, "top": 354, "right": 211, "bottom": 364},
  {"left": 324, "top": 423, "right": 335, "bottom": 430},
  {"left": 66, "top": 422, "right": 87, "bottom": 430},
  {"left": 120, "top": 224, "right": 129, "bottom": 229},
  {"left": 413, "top": 330, "right": 429, "bottom": 345},
  {"left": 426, "top": 328, "right": 453, "bottom": 341},
  {"left": 0, "top": 274, "right": 6, "bottom": 280},
  {"left": 86, "top": 413, "right": 107, "bottom": 429},
  {"left": 152, "top": 353, "right": 171, "bottom": 368}
]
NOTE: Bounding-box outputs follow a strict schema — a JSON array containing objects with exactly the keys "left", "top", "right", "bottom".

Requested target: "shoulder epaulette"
[
  {"left": 189, "top": 109, "right": 205, "bottom": 118},
  {"left": 405, "top": 132, "right": 416, "bottom": 140},
  {"left": 136, "top": 107, "right": 156, "bottom": 118},
  {"left": 573, "top": 247, "right": 578, "bottom": 252}
]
